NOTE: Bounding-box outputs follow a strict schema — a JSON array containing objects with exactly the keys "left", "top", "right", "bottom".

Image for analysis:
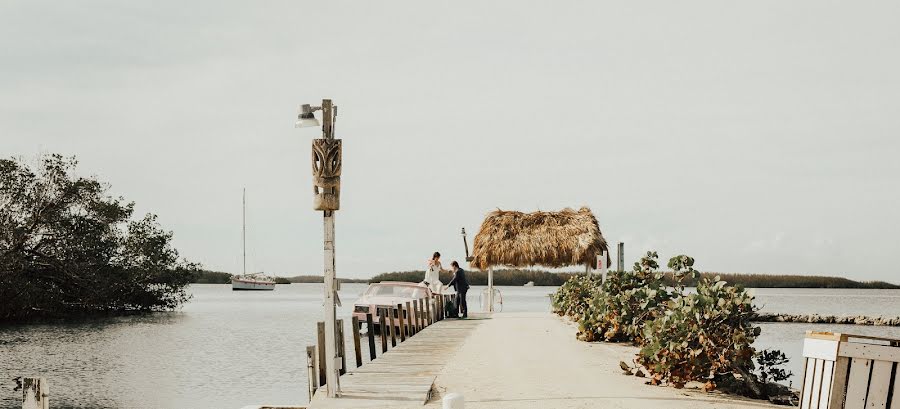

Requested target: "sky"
[{"left": 2, "top": 1, "right": 898, "bottom": 281}]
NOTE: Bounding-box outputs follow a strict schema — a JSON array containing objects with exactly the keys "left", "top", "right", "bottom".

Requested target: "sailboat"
[{"left": 232, "top": 188, "right": 276, "bottom": 291}]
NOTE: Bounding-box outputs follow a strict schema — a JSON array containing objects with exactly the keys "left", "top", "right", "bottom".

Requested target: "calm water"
[{"left": 2, "top": 285, "right": 899, "bottom": 408}]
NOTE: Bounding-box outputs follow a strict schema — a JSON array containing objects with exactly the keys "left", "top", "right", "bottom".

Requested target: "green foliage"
[
  {"left": 274, "top": 277, "right": 291, "bottom": 284},
  {"left": 637, "top": 274, "right": 759, "bottom": 388},
  {"left": 755, "top": 349, "right": 792, "bottom": 385},
  {"left": 0, "top": 154, "right": 196, "bottom": 321},
  {"left": 552, "top": 251, "right": 790, "bottom": 400},
  {"left": 577, "top": 252, "right": 674, "bottom": 342},
  {"left": 550, "top": 273, "right": 602, "bottom": 318}
]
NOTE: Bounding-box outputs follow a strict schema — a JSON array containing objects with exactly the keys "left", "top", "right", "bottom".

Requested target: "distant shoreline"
[{"left": 191, "top": 269, "right": 899, "bottom": 289}]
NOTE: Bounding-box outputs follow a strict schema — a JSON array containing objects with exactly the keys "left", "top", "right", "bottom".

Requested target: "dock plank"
[{"left": 308, "top": 317, "right": 482, "bottom": 409}]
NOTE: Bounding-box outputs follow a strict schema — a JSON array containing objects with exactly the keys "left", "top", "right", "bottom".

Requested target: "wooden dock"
[{"left": 308, "top": 317, "right": 482, "bottom": 409}]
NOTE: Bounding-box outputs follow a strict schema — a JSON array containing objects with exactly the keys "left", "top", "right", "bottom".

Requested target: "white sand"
[{"left": 426, "top": 312, "right": 778, "bottom": 409}]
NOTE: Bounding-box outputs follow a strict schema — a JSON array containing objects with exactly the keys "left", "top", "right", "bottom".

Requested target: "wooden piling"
[
  {"left": 366, "top": 312, "right": 376, "bottom": 360},
  {"left": 425, "top": 296, "right": 432, "bottom": 326},
  {"left": 351, "top": 316, "right": 362, "bottom": 368},
  {"left": 21, "top": 377, "right": 48, "bottom": 409},
  {"left": 389, "top": 307, "right": 397, "bottom": 347},
  {"left": 306, "top": 345, "right": 318, "bottom": 399},
  {"left": 317, "top": 321, "right": 326, "bottom": 386},
  {"left": 378, "top": 308, "right": 387, "bottom": 353},
  {"left": 397, "top": 303, "right": 406, "bottom": 342},
  {"left": 438, "top": 295, "right": 444, "bottom": 321},
  {"left": 336, "top": 318, "right": 346, "bottom": 375}
]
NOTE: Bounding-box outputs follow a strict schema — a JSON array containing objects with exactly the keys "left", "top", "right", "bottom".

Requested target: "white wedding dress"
[{"left": 423, "top": 261, "right": 443, "bottom": 294}]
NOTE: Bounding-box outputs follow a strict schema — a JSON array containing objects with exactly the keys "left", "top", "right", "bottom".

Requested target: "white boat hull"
[{"left": 232, "top": 278, "right": 276, "bottom": 291}]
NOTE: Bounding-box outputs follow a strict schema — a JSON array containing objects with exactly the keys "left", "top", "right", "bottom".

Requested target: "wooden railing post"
[
  {"left": 397, "top": 303, "right": 406, "bottom": 342},
  {"left": 306, "top": 346, "right": 318, "bottom": 399},
  {"left": 366, "top": 313, "right": 376, "bottom": 360},
  {"left": 407, "top": 301, "right": 415, "bottom": 336},
  {"left": 418, "top": 299, "right": 425, "bottom": 328},
  {"left": 389, "top": 307, "right": 397, "bottom": 347},
  {"left": 317, "top": 321, "right": 327, "bottom": 386},
  {"left": 352, "top": 316, "right": 363, "bottom": 368},
  {"left": 21, "top": 377, "right": 48, "bottom": 409},
  {"left": 411, "top": 302, "right": 419, "bottom": 334},
  {"left": 425, "top": 297, "right": 432, "bottom": 326},
  {"left": 378, "top": 308, "right": 387, "bottom": 353},
  {"left": 336, "top": 318, "right": 346, "bottom": 375}
]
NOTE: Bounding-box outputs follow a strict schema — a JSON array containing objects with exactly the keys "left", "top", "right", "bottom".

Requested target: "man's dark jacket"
[{"left": 448, "top": 268, "right": 470, "bottom": 292}]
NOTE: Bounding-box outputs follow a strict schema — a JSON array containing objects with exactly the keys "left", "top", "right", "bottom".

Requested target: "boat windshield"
[{"left": 365, "top": 284, "right": 426, "bottom": 299}]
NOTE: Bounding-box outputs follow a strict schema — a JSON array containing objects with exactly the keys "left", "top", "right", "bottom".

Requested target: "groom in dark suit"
[{"left": 445, "top": 261, "right": 469, "bottom": 318}]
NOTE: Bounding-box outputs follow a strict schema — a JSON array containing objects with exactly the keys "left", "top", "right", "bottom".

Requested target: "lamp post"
[{"left": 296, "top": 99, "right": 342, "bottom": 397}]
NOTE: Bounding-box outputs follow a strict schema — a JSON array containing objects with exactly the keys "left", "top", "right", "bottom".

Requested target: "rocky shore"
[{"left": 753, "top": 313, "right": 900, "bottom": 326}]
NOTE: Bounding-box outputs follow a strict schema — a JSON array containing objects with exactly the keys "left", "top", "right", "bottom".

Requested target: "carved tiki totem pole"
[{"left": 312, "top": 138, "right": 341, "bottom": 211}]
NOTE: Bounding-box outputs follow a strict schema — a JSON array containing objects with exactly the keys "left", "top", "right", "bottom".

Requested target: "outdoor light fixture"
[{"left": 295, "top": 104, "right": 321, "bottom": 128}]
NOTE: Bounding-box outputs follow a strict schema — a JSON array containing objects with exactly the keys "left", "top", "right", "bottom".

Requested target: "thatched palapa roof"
[{"left": 470, "top": 207, "right": 610, "bottom": 270}]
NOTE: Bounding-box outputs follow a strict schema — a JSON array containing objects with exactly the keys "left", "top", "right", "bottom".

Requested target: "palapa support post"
[
  {"left": 397, "top": 303, "right": 406, "bottom": 342},
  {"left": 306, "top": 346, "right": 318, "bottom": 399},
  {"left": 366, "top": 313, "right": 376, "bottom": 360},
  {"left": 299, "top": 98, "right": 344, "bottom": 397},
  {"left": 351, "top": 316, "right": 362, "bottom": 368},
  {"left": 487, "top": 266, "right": 495, "bottom": 312},
  {"left": 21, "top": 377, "right": 48, "bottom": 409}
]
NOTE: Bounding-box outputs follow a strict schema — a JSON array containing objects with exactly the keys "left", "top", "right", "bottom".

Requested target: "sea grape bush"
[
  {"left": 637, "top": 274, "right": 759, "bottom": 389},
  {"left": 552, "top": 252, "right": 791, "bottom": 399},
  {"left": 550, "top": 273, "right": 602, "bottom": 319},
  {"left": 577, "top": 251, "right": 673, "bottom": 342}
]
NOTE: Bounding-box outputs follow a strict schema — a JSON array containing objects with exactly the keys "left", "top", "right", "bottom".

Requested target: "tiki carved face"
[{"left": 312, "top": 138, "right": 342, "bottom": 211}]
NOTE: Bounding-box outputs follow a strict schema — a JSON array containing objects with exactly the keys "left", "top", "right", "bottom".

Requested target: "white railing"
[{"left": 799, "top": 331, "right": 900, "bottom": 409}]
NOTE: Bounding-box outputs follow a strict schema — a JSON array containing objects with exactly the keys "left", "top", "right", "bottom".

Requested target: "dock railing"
[
  {"left": 799, "top": 331, "right": 900, "bottom": 409},
  {"left": 305, "top": 293, "right": 453, "bottom": 399}
]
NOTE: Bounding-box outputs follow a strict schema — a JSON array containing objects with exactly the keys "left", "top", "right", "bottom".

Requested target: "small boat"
[
  {"left": 232, "top": 273, "right": 276, "bottom": 291},
  {"left": 523, "top": 281, "right": 535, "bottom": 287},
  {"left": 351, "top": 282, "right": 441, "bottom": 329},
  {"left": 231, "top": 188, "right": 275, "bottom": 291}
]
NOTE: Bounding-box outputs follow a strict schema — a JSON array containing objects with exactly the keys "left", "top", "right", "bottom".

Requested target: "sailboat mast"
[{"left": 242, "top": 188, "right": 246, "bottom": 276}]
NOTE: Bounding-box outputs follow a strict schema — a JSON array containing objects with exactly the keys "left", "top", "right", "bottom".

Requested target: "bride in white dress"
[{"left": 423, "top": 252, "right": 445, "bottom": 294}]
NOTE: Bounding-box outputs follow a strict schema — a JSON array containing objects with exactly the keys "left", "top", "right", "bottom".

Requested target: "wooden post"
[
  {"left": 317, "top": 321, "right": 326, "bottom": 386},
  {"left": 351, "top": 316, "right": 362, "bottom": 368},
  {"left": 378, "top": 308, "right": 387, "bottom": 353},
  {"left": 389, "top": 307, "right": 397, "bottom": 347},
  {"left": 365, "top": 313, "right": 376, "bottom": 361},
  {"left": 419, "top": 299, "right": 426, "bottom": 327},
  {"left": 21, "top": 377, "right": 48, "bottom": 409},
  {"left": 416, "top": 299, "right": 423, "bottom": 329},
  {"left": 617, "top": 242, "right": 624, "bottom": 272},
  {"left": 411, "top": 302, "right": 419, "bottom": 334},
  {"left": 397, "top": 303, "right": 406, "bottom": 342},
  {"left": 488, "top": 266, "right": 494, "bottom": 312},
  {"left": 307, "top": 346, "right": 318, "bottom": 399},
  {"left": 438, "top": 295, "right": 444, "bottom": 321},
  {"left": 336, "top": 319, "right": 346, "bottom": 375},
  {"left": 406, "top": 301, "right": 415, "bottom": 336}
]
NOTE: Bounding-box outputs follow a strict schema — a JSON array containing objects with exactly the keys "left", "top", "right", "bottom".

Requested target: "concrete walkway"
[{"left": 426, "top": 312, "right": 778, "bottom": 409}]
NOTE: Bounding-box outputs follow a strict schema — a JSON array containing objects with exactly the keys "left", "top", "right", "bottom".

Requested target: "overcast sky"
[{"left": 2, "top": 1, "right": 898, "bottom": 281}]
